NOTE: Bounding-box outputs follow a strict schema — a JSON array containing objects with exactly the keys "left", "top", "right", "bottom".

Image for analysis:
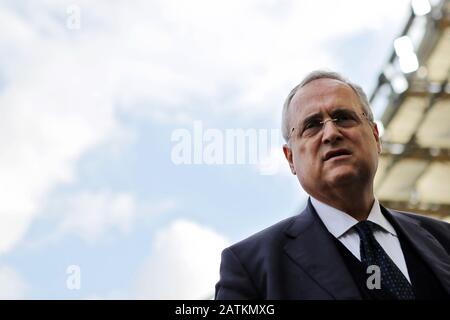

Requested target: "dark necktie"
[{"left": 354, "top": 220, "right": 415, "bottom": 300}]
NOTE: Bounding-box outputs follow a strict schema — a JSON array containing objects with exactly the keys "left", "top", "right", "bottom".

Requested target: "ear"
[
  {"left": 372, "top": 122, "right": 382, "bottom": 154},
  {"left": 283, "top": 144, "right": 296, "bottom": 175}
]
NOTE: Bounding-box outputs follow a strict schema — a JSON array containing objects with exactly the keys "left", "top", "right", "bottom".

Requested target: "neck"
[{"left": 311, "top": 184, "right": 375, "bottom": 221}]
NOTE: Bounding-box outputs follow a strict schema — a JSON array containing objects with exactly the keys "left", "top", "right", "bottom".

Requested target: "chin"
[{"left": 326, "top": 169, "right": 360, "bottom": 187}]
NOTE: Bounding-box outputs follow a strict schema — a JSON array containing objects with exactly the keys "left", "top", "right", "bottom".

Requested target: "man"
[{"left": 215, "top": 70, "right": 450, "bottom": 299}]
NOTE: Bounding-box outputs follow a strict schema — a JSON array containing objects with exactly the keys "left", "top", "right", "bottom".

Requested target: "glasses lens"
[
  {"left": 298, "top": 109, "right": 362, "bottom": 138},
  {"left": 333, "top": 110, "right": 359, "bottom": 127}
]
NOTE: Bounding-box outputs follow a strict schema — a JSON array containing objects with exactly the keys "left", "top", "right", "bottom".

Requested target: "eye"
[
  {"left": 334, "top": 111, "right": 358, "bottom": 125},
  {"left": 303, "top": 119, "right": 322, "bottom": 130},
  {"left": 336, "top": 112, "right": 353, "bottom": 120}
]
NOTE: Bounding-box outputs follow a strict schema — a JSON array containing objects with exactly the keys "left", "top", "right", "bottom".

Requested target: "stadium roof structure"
[{"left": 371, "top": 0, "right": 450, "bottom": 222}]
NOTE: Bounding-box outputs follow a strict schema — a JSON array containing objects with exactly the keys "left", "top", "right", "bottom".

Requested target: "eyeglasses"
[{"left": 289, "top": 109, "right": 371, "bottom": 141}]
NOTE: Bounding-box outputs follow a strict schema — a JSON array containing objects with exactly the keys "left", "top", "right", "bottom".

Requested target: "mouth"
[{"left": 323, "top": 148, "right": 352, "bottom": 161}]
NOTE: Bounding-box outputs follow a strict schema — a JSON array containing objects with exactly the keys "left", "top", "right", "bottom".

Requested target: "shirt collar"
[{"left": 310, "top": 196, "right": 397, "bottom": 238}]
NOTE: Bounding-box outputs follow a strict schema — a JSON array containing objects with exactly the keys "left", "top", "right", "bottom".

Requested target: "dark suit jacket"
[{"left": 215, "top": 199, "right": 450, "bottom": 299}]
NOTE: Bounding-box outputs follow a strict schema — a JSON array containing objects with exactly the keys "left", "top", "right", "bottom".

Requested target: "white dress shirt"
[{"left": 310, "top": 196, "right": 411, "bottom": 283}]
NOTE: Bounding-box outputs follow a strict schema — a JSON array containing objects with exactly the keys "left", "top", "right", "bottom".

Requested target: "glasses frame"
[{"left": 288, "top": 111, "right": 372, "bottom": 143}]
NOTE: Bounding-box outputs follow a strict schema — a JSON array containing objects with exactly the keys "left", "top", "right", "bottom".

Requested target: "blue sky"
[{"left": 0, "top": 0, "right": 411, "bottom": 299}]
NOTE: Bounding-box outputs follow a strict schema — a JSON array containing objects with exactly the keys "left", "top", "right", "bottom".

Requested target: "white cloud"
[
  {"left": 0, "top": 265, "right": 28, "bottom": 299},
  {"left": 133, "top": 219, "right": 229, "bottom": 299},
  {"left": 0, "top": 4, "right": 128, "bottom": 254},
  {"left": 0, "top": 0, "right": 410, "bottom": 254},
  {"left": 25, "top": 192, "right": 177, "bottom": 248},
  {"left": 0, "top": 67, "right": 122, "bottom": 253},
  {"left": 54, "top": 191, "right": 137, "bottom": 243}
]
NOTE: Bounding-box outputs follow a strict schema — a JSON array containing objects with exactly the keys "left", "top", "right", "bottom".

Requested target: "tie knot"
[{"left": 354, "top": 220, "right": 376, "bottom": 239}]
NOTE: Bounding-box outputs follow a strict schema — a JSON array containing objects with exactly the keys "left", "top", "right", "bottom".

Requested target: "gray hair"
[{"left": 281, "top": 70, "right": 374, "bottom": 143}]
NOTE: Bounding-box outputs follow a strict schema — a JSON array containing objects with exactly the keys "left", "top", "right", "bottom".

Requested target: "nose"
[{"left": 321, "top": 118, "right": 343, "bottom": 144}]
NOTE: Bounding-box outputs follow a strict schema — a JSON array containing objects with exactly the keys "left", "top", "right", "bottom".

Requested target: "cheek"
[
  {"left": 296, "top": 144, "right": 319, "bottom": 171},
  {"left": 358, "top": 133, "right": 380, "bottom": 165}
]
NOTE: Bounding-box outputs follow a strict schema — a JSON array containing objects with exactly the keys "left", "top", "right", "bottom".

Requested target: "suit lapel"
[
  {"left": 283, "top": 199, "right": 361, "bottom": 299},
  {"left": 384, "top": 208, "right": 450, "bottom": 295}
]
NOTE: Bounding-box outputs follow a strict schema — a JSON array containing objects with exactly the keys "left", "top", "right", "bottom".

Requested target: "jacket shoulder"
[
  {"left": 216, "top": 214, "right": 300, "bottom": 299},
  {"left": 391, "top": 209, "right": 450, "bottom": 228},
  {"left": 390, "top": 208, "right": 450, "bottom": 251},
  {"left": 226, "top": 214, "right": 298, "bottom": 257}
]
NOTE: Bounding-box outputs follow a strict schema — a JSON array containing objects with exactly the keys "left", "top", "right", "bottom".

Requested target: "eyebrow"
[{"left": 300, "top": 107, "right": 357, "bottom": 124}]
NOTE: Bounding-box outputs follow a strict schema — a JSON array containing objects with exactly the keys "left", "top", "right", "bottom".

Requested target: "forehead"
[{"left": 289, "top": 78, "right": 361, "bottom": 120}]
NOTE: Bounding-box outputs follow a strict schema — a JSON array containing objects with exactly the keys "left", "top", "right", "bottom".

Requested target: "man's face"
[{"left": 283, "top": 78, "right": 381, "bottom": 197}]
